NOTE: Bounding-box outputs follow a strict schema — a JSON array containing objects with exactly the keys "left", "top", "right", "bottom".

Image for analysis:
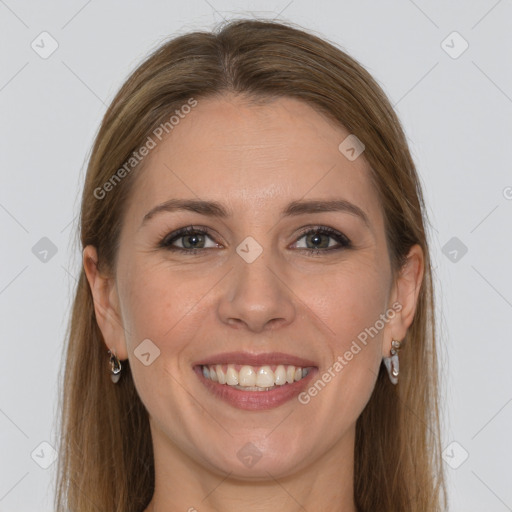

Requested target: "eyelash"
[{"left": 159, "top": 225, "right": 353, "bottom": 255}]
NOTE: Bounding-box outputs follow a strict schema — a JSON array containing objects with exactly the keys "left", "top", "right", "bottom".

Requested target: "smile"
[
  {"left": 193, "top": 352, "right": 318, "bottom": 410},
  {"left": 201, "top": 364, "right": 312, "bottom": 390}
]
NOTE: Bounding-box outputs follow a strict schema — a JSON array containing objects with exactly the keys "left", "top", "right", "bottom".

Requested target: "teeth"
[
  {"left": 201, "top": 363, "right": 312, "bottom": 389},
  {"left": 274, "top": 365, "right": 287, "bottom": 385},
  {"left": 256, "top": 366, "right": 274, "bottom": 388},
  {"left": 239, "top": 365, "right": 256, "bottom": 386},
  {"left": 226, "top": 364, "right": 238, "bottom": 385},
  {"left": 216, "top": 365, "right": 226, "bottom": 385},
  {"left": 286, "top": 365, "right": 295, "bottom": 384}
]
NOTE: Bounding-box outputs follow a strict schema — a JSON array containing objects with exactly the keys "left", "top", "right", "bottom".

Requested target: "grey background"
[{"left": 0, "top": 1, "right": 511, "bottom": 510}]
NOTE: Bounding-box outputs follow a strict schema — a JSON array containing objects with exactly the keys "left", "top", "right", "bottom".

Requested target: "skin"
[{"left": 83, "top": 94, "right": 424, "bottom": 512}]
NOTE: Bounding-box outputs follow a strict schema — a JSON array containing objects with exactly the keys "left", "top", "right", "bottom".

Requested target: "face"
[{"left": 85, "top": 94, "right": 422, "bottom": 481}]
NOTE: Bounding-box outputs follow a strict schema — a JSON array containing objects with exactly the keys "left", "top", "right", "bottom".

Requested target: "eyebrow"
[{"left": 141, "top": 198, "right": 371, "bottom": 229}]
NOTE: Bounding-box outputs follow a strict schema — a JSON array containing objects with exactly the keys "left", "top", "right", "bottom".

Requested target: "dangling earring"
[
  {"left": 108, "top": 349, "right": 122, "bottom": 383},
  {"left": 383, "top": 339, "right": 402, "bottom": 385}
]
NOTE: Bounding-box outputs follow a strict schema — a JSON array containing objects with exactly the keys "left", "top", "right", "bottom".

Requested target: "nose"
[{"left": 217, "top": 250, "right": 296, "bottom": 333}]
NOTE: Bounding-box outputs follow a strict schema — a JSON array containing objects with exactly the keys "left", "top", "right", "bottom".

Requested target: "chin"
[{"left": 197, "top": 434, "right": 317, "bottom": 480}]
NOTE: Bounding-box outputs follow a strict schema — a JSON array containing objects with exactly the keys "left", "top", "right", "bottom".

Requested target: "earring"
[
  {"left": 383, "top": 339, "right": 402, "bottom": 385},
  {"left": 108, "top": 349, "right": 122, "bottom": 383}
]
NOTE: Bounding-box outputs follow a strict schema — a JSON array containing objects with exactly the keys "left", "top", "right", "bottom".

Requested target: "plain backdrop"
[{"left": 0, "top": 1, "right": 511, "bottom": 510}]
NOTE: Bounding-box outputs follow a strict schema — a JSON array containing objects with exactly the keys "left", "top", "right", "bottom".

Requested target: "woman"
[{"left": 55, "top": 18, "right": 446, "bottom": 512}]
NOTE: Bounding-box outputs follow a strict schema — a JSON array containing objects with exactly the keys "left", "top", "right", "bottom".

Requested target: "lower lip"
[{"left": 194, "top": 366, "right": 317, "bottom": 410}]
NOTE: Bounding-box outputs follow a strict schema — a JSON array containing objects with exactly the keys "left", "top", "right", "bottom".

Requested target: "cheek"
[
  {"left": 299, "top": 259, "right": 389, "bottom": 349},
  {"left": 117, "top": 259, "right": 224, "bottom": 404},
  {"left": 117, "top": 263, "right": 211, "bottom": 417},
  {"left": 295, "top": 261, "right": 388, "bottom": 406},
  {"left": 119, "top": 260, "right": 210, "bottom": 345}
]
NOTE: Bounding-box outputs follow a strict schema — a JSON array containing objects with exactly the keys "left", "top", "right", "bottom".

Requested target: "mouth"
[
  {"left": 193, "top": 352, "right": 318, "bottom": 410},
  {"left": 199, "top": 363, "right": 312, "bottom": 390}
]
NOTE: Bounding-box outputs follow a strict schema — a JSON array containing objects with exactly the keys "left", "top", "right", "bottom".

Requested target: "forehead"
[{"left": 126, "top": 94, "right": 384, "bottom": 231}]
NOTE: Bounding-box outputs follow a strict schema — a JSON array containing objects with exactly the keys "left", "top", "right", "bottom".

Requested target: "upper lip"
[{"left": 194, "top": 351, "right": 318, "bottom": 368}]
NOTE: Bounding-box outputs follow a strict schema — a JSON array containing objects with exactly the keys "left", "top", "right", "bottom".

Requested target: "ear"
[
  {"left": 82, "top": 245, "right": 129, "bottom": 360},
  {"left": 382, "top": 243, "right": 424, "bottom": 357}
]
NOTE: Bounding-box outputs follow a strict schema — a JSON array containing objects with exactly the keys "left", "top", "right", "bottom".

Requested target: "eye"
[
  {"left": 159, "top": 225, "right": 352, "bottom": 255},
  {"left": 292, "top": 226, "right": 352, "bottom": 253},
  {"left": 160, "top": 226, "right": 220, "bottom": 252}
]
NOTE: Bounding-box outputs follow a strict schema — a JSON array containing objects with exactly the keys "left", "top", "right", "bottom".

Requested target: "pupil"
[
  {"left": 184, "top": 233, "right": 203, "bottom": 248},
  {"left": 307, "top": 233, "right": 328, "bottom": 249}
]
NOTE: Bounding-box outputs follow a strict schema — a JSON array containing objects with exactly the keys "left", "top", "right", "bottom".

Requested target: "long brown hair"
[{"left": 55, "top": 18, "right": 446, "bottom": 512}]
